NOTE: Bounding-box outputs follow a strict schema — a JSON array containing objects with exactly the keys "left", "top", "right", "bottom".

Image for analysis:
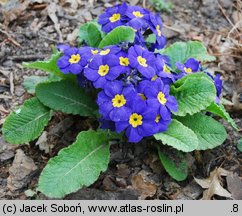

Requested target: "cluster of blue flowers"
[
  {"left": 57, "top": 4, "right": 222, "bottom": 143},
  {"left": 98, "top": 2, "right": 166, "bottom": 50}
]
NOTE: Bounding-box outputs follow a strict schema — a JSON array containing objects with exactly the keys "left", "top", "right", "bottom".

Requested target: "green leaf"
[
  {"left": 23, "top": 76, "right": 49, "bottom": 94},
  {"left": 237, "top": 139, "right": 242, "bottom": 152},
  {"left": 2, "top": 97, "right": 52, "bottom": 144},
  {"left": 154, "top": 119, "right": 198, "bottom": 152},
  {"left": 206, "top": 102, "right": 238, "bottom": 130},
  {"left": 78, "top": 22, "right": 102, "bottom": 47},
  {"left": 22, "top": 52, "right": 76, "bottom": 81},
  {"left": 157, "top": 145, "right": 188, "bottom": 181},
  {"left": 23, "top": 75, "right": 62, "bottom": 94},
  {"left": 150, "top": 0, "right": 173, "bottom": 13},
  {"left": 158, "top": 41, "right": 216, "bottom": 70},
  {"left": 171, "top": 73, "right": 216, "bottom": 116},
  {"left": 36, "top": 80, "right": 97, "bottom": 116},
  {"left": 38, "top": 130, "right": 111, "bottom": 198},
  {"left": 98, "top": 26, "right": 135, "bottom": 48},
  {"left": 146, "top": 34, "right": 156, "bottom": 44},
  {"left": 177, "top": 113, "right": 227, "bottom": 150}
]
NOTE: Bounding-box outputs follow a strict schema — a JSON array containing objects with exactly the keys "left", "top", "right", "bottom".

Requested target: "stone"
[
  {"left": 0, "top": 137, "right": 15, "bottom": 165},
  {"left": 7, "top": 149, "right": 38, "bottom": 191},
  {"left": 66, "top": 188, "right": 138, "bottom": 200}
]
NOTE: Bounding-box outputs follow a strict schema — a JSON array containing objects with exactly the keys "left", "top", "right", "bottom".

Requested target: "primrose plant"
[{"left": 2, "top": 3, "right": 237, "bottom": 198}]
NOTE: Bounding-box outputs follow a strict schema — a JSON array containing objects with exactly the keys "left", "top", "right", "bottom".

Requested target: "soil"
[{"left": 0, "top": 0, "right": 241, "bottom": 200}]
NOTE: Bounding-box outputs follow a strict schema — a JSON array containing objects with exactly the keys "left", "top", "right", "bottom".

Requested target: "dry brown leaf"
[
  {"left": 131, "top": 170, "right": 158, "bottom": 199},
  {"left": 226, "top": 172, "right": 242, "bottom": 200},
  {"left": 47, "top": 2, "right": 63, "bottom": 42},
  {"left": 0, "top": 0, "right": 8, "bottom": 5},
  {"left": 194, "top": 167, "right": 232, "bottom": 200},
  {"left": 35, "top": 131, "right": 51, "bottom": 154},
  {"left": 2, "top": 0, "right": 30, "bottom": 26}
]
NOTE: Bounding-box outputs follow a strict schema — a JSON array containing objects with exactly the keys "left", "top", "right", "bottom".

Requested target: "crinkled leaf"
[
  {"left": 36, "top": 80, "right": 97, "bottom": 116},
  {"left": 157, "top": 145, "right": 188, "bottom": 181},
  {"left": 2, "top": 97, "right": 52, "bottom": 144},
  {"left": 177, "top": 113, "right": 227, "bottom": 150},
  {"left": 158, "top": 41, "right": 216, "bottom": 70},
  {"left": 38, "top": 130, "right": 111, "bottom": 198},
  {"left": 206, "top": 102, "right": 238, "bottom": 130},
  {"left": 171, "top": 73, "right": 216, "bottom": 116},
  {"left": 22, "top": 52, "right": 76, "bottom": 81},
  {"left": 78, "top": 22, "right": 102, "bottom": 47},
  {"left": 98, "top": 26, "right": 135, "bottom": 48},
  {"left": 154, "top": 119, "right": 198, "bottom": 152}
]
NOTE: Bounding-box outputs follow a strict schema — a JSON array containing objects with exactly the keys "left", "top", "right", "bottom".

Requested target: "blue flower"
[
  {"left": 57, "top": 44, "right": 70, "bottom": 52},
  {"left": 57, "top": 47, "right": 89, "bottom": 74},
  {"left": 97, "top": 81, "right": 136, "bottom": 121},
  {"left": 75, "top": 47, "right": 101, "bottom": 62},
  {"left": 148, "top": 13, "right": 166, "bottom": 49},
  {"left": 98, "top": 2, "right": 128, "bottom": 33},
  {"left": 128, "top": 45, "right": 156, "bottom": 79},
  {"left": 99, "top": 45, "right": 122, "bottom": 56},
  {"left": 153, "top": 54, "right": 175, "bottom": 85},
  {"left": 214, "top": 74, "right": 222, "bottom": 95},
  {"left": 117, "top": 50, "right": 132, "bottom": 74},
  {"left": 136, "top": 80, "right": 150, "bottom": 100},
  {"left": 154, "top": 114, "right": 171, "bottom": 134},
  {"left": 134, "top": 30, "right": 146, "bottom": 47},
  {"left": 207, "top": 73, "right": 223, "bottom": 104},
  {"left": 77, "top": 73, "right": 93, "bottom": 89},
  {"left": 115, "top": 99, "right": 157, "bottom": 143},
  {"left": 144, "top": 79, "right": 178, "bottom": 120},
  {"left": 176, "top": 58, "right": 200, "bottom": 74},
  {"left": 84, "top": 54, "right": 122, "bottom": 88},
  {"left": 126, "top": 6, "right": 149, "bottom": 30},
  {"left": 99, "top": 117, "right": 116, "bottom": 132}
]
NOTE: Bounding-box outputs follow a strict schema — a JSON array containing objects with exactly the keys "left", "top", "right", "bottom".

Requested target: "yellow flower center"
[
  {"left": 109, "top": 13, "right": 121, "bottom": 22},
  {"left": 137, "top": 56, "right": 148, "bottom": 67},
  {"left": 69, "top": 54, "right": 81, "bottom": 64},
  {"left": 155, "top": 115, "right": 161, "bottom": 123},
  {"left": 98, "top": 65, "right": 109, "bottom": 76},
  {"left": 152, "top": 75, "right": 158, "bottom": 81},
  {"left": 119, "top": 57, "right": 129, "bottom": 66},
  {"left": 133, "top": 11, "right": 144, "bottom": 18},
  {"left": 139, "top": 93, "right": 147, "bottom": 100},
  {"left": 163, "top": 64, "right": 171, "bottom": 74},
  {"left": 129, "top": 113, "right": 143, "bottom": 128},
  {"left": 100, "top": 49, "right": 110, "bottom": 56},
  {"left": 112, "top": 94, "right": 126, "bottom": 108},
  {"left": 156, "top": 25, "right": 162, "bottom": 37},
  {"left": 157, "top": 91, "right": 167, "bottom": 105},
  {"left": 91, "top": 49, "right": 99, "bottom": 55},
  {"left": 184, "top": 67, "right": 192, "bottom": 73}
]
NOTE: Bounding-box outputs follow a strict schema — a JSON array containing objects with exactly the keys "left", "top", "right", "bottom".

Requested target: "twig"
[
  {"left": 8, "top": 54, "right": 48, "bottom": 61},
  {"left": 163, "top": 24, "right": 183, "bottom": 34},
  {"left": 218, "top": 1, "right": 240, "bottom": 36},
  {"left": 218, "top": 1, "right": 235, "bottom": 28},
  {"left": 0, "top": 69, "right": 9, "bottom": 77},
  {"left": 9, "top": 72, "right": 14, "bottom": 95},
  {"left": 0, "top": 95, "right": 12, "bottom": 99},
  {"left": 47, "top": 3, "right": 63, "bottom": 42},
  {"left": 143, "top": 0, "right": 146, "bottom": 8},
  {"left": 38, "top": 33, "right": 59, "bottom": 43},
  {"left": 0, "top": 29, "right": 21, "bottom": 48},
  {"left": 228, "top": 20, "right": 242, "bottom": 38},
  {"left": 212, "top": 52, "right": 242, "bottom": 59}
]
